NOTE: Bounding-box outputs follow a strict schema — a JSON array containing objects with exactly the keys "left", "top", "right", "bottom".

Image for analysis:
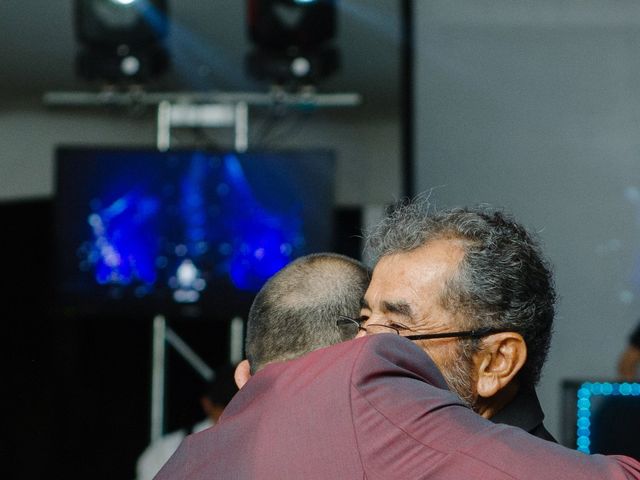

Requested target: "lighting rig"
[{"left": 47, "top": 0, "right": 359, "bottom": 152}]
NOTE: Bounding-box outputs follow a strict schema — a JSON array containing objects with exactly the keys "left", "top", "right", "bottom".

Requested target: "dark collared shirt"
[{"left": 490, "top": 387, "right": 557, "bottom": 442}]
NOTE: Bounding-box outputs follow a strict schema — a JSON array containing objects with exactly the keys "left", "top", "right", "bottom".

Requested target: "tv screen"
[{"left": 55, "top": 147, "right": 335, "bottom": 319}]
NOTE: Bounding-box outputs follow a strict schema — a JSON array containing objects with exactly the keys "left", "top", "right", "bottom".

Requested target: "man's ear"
[
  {"left": 474, "top": 332, "right": 527, "bottom": 399},
  {"left": 234, "top": 359, "right": 252, "bottom": 389}
]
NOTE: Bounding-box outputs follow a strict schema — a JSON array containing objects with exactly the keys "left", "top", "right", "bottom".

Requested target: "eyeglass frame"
[{"left": 336, "top": 315, "right": 513, "bottom": 341}]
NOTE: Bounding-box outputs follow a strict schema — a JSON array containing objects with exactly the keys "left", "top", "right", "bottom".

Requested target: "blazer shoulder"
[{"left": 350, "top": 334, "right": 450, "bottom": 391}]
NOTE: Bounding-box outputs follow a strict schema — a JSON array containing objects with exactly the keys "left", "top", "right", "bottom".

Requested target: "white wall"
[
  {"left": 414, "top": 0, "right": 640, "bottom": 440},
  {"left": 0, "top": 94, "right": 400, "bottom": 205}
]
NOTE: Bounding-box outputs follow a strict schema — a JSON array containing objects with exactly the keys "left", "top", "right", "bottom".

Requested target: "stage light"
[
  {"left": 246, "top": 0, "right": 339, "bottom": 86},
  {"left": 248, "top": 0, "right": 336, "bottom": 50},
  {"left": 74, "top": 0, "right": 170, "bottom": 83}
]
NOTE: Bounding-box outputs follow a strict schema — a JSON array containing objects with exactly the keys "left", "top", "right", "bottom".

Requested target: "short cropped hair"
[
  {"left": 366, "top": 200, "right": 556, "bottom": 386},
  {"left": 246, "top": 253, "right": 370, "bottom": 373}
]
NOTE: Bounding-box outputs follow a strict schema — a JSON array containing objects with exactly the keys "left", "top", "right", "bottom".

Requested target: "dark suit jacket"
[
  {"left": 155, "top": 334, "right": 640, "bottom": 479},
  {"left": 491, "top": 387, "right": 556, "bottom": 442}
]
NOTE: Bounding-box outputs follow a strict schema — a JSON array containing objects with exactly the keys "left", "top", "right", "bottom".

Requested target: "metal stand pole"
[
  {"left": 165, "top": 328, "right": 215, "bottom": 381},
  {"left": 229, "top": 316, "right": 244, "bottom": 365},
  {"left": 234, "top": 102, "right": 249, "bottom": 153},
  {"left": 151, "top": 315, "right": 167, "bottom": 442},
  {"left": 149, "top": 315, "right": 243, "bottom": 442},
  {"left": 157, "top": 101, "right": 172, "bottom": 151}
]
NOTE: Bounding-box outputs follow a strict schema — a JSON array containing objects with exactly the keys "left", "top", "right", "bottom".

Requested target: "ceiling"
[{"left": 0, "top": 0, "right": 402, "bottom": 113}]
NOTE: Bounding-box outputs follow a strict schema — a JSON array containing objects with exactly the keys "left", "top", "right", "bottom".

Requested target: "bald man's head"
[{"left": 246, "top": 253, "right": 370, "bottom": 373}]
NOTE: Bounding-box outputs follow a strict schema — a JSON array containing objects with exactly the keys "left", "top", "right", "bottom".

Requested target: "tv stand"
[{"left": 150, "top": 314, "right": 244, "bottom": 442}]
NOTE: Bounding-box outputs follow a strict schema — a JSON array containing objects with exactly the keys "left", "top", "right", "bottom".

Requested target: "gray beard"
[{"left": 439, "top": 354, "right": 475, "bottom": 407}]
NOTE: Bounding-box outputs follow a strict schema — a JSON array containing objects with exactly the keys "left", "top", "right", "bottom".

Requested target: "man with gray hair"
[{"left": 354, "top": 199, "right": 556, "bottom": 440}]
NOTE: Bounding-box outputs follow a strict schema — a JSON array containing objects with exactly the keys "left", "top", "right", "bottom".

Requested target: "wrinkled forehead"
[{"left": 363, "top": 240, "right": 465, "bottom": 325}]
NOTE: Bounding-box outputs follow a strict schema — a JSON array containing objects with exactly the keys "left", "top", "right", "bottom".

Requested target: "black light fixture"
[
  {"left": 246, "top": 0, "right": 339, "bottom": 87},
  {"left": 75, "top": 0, "right": 170, "bottom": 84}
]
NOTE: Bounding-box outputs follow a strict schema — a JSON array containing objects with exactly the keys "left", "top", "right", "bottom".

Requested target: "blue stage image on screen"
[{"left": 55, "top": 148, "right": 335, "bottom": 317}]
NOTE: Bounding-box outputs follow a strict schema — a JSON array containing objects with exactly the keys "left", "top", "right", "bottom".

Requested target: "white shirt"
[{"left": 135, "top": 418, "right": 213, "bottom": 480}]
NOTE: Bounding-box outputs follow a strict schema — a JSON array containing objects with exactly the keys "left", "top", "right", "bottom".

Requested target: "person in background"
[
  {"left": 618, "top": 322, "right": 640, "bottom": 381},
  {"left": 136, "top": 365, "right": 237, "bottom": 480}
]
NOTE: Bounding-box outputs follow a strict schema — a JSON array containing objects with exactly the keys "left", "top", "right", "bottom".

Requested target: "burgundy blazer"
[{"left": 155, "top": 334, "right": 640, "bottom": 479}]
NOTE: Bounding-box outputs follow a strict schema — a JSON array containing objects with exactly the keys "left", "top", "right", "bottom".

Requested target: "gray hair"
[
  {"left": 246, "top": 253, "right": 370, "bottom": 373},
  {"left": 365, "top": 199, "right": 556, "bottom": 386}
]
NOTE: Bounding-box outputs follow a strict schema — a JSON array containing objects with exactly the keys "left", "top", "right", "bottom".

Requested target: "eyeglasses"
[{"left": 336, "top": 315, "right": 511, "bottom": 341}]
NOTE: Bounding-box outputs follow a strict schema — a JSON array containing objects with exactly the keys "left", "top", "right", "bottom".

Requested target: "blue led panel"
[
  {"left": 55, "top": 148, "right": 335, "bottom": 318},
  {"left": 574, "top": 382, "right": 640, "bottom": 454}
]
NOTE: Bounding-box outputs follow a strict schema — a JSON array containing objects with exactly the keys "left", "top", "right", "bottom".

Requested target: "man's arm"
[{"left": 351, "top": 334, "right": 640, "bottom": 480}]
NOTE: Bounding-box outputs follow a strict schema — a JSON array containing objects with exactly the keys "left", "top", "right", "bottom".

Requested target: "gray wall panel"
[{"left": 414, "top": 0, "right": 640, "bottom": 439}]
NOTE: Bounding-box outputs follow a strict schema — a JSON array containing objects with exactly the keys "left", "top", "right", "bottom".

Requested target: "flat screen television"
[{"left": 54, "top": 147, "right": 335, "bottom": 319}]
